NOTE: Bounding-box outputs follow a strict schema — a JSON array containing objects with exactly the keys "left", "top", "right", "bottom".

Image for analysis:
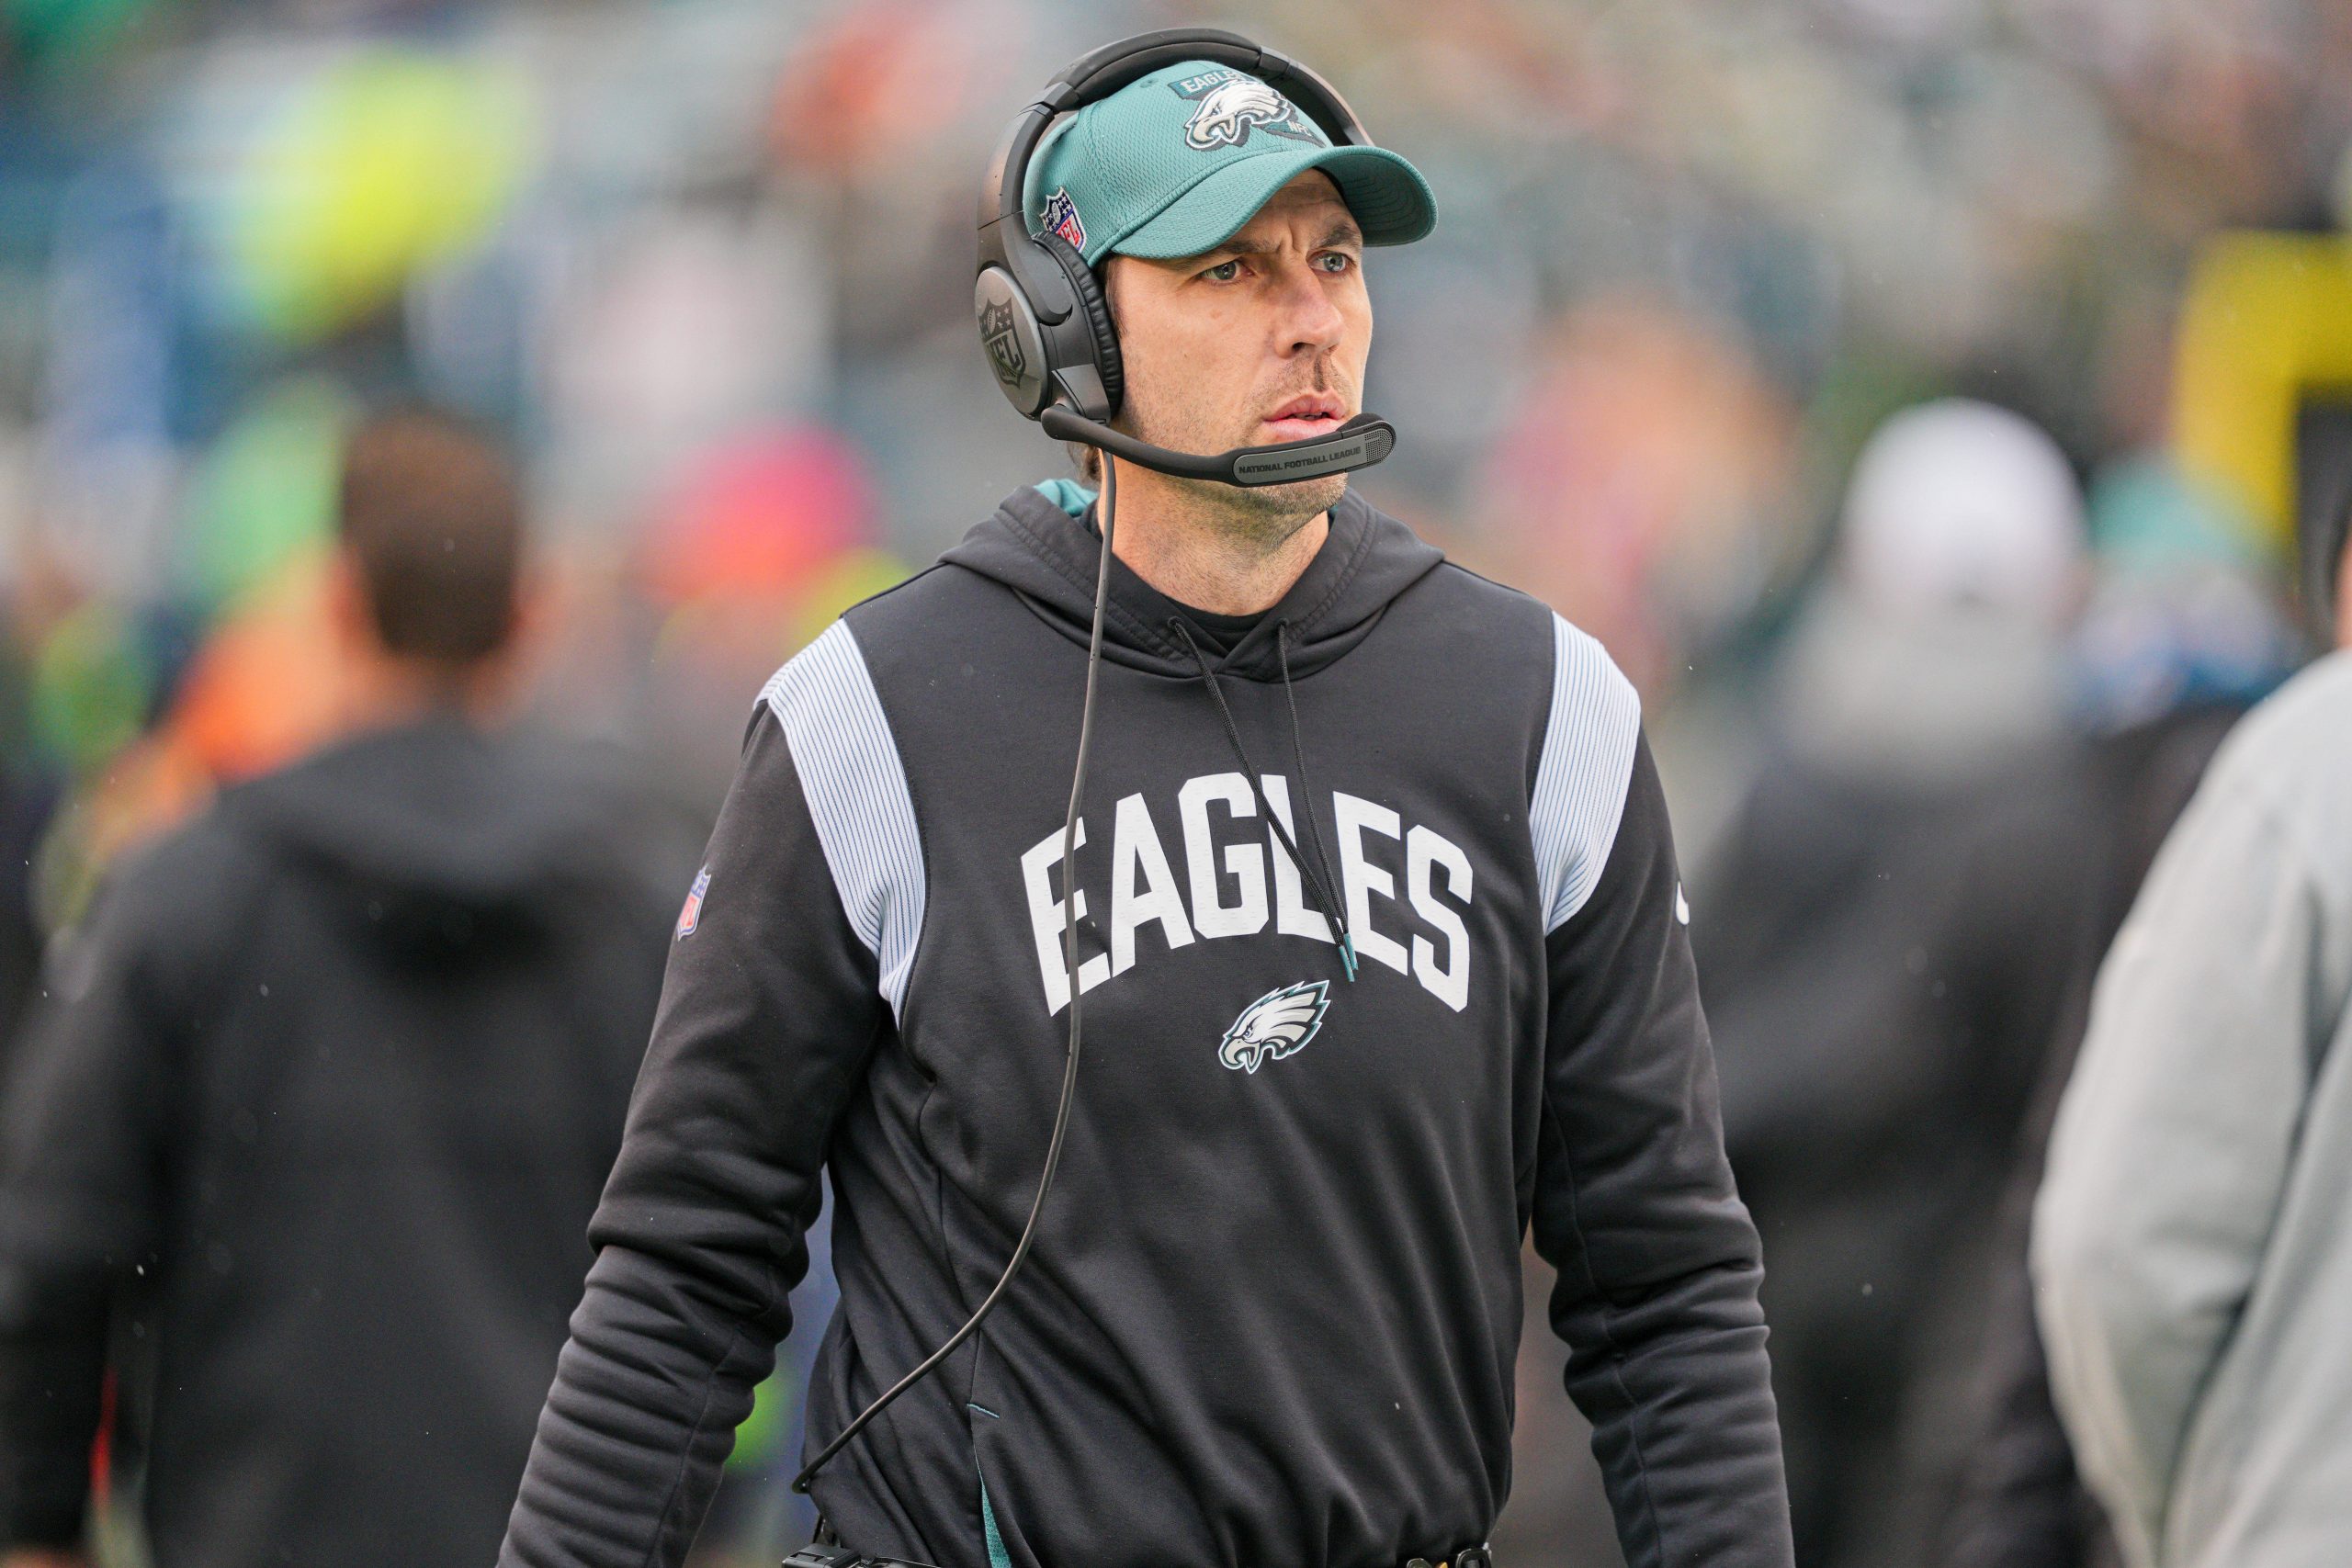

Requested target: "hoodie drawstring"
[
  {"left": 1169, "top": 617, "right": 1360, "bottom": 982},
  {"left": 1272, "top": 626, "right": 1358, "bottom": 978}
]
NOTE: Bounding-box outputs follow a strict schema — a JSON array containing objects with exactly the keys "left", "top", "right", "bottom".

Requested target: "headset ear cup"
[{"left": 1038, "top": 231, "right": 1123, "bottom": 418}]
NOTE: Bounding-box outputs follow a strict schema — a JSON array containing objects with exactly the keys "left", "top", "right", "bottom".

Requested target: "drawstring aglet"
[{"left": 1339, "top": 934, "right": 1359, "bottom": 982}]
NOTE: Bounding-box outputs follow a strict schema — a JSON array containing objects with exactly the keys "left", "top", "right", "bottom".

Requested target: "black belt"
[
  {"left": 788, "top": 1549, "right": 925, "bottom": 1568},
  {"left": 1412, "top": 1551, "right": 1494, "bottom": 1568},
  {"left": 789, "top": 1541, "right": 1495, "bottom": 1568}
]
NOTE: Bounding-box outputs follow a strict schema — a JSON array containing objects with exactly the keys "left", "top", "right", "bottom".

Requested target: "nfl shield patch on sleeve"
[{"left": 676, "top": 866, "right": 711, "bottom": 939}]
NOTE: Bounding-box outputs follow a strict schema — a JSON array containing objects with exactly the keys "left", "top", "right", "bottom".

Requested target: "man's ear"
[{"left": 1100, "top": 254, "right": 1131, "bottom": 333}]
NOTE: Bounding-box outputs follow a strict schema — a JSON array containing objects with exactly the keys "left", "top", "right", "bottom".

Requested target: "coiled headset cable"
[{"left": 791, "top": 456, "right": 1118, "bottom": 1496}]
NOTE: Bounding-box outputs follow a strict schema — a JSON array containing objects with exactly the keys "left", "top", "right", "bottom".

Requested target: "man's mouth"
[{"left": 1259, "top": 393, "right": 1348, "bottom": 443}]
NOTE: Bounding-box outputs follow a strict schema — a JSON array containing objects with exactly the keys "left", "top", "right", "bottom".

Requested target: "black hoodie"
[
  {"left": 0, "top": 718, "right": 692, "bottom": 1568},
  {"left": 502, "top": 486, "right": 1792, "bottom": 1568}
]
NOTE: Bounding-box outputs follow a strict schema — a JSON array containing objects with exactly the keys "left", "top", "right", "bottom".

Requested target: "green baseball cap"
[{"left": 1021, "top": 59, "right": 1437, "bottom": 267}]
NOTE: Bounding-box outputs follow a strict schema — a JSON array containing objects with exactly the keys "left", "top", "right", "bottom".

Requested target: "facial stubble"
[{"left": 1113, "top": 305, "right": 1351, "bottom": 549}]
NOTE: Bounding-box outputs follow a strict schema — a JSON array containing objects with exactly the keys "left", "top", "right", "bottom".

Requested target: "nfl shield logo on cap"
[{"left": 1041, "top": 187, "right": 1087, "bottom": 251}]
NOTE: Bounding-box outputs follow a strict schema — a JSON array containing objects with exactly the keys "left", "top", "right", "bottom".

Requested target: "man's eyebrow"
[{"left": 1205, "top": 217, "right": 1365, "bottom": 259}]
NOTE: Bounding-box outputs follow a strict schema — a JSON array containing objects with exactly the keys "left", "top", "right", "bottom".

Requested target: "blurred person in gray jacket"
[
  {"left": 2033, "top": 521, "right": 2352, "bottom": 1568},
  {"left": 1697, "top": 399, "right": 2096, "bottom": 1568}
]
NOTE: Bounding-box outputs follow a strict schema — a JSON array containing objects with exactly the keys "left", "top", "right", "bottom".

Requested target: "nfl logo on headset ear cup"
[
  {"left": 976, "top": 266, "right": 1051, "bottom": 415},
  {"left": 975, "top": 233, "right": 1125, "bottom": 423}
]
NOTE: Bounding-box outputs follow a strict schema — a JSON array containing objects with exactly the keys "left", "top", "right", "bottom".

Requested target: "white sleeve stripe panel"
[
  {"left": 760, "top": 621, "right": 926, "bottom": 1022},
  {"left": 1529, "top": 613, "right": 1642, "bottom": 934}
]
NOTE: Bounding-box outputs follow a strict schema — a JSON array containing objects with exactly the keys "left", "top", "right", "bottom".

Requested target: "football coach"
[{"left": 500, "top": 28, "right": 1792, "bottom": 1568}]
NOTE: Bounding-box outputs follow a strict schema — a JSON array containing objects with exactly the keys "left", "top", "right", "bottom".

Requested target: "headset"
[
  {"left": 974, "top": 26, "right": 1399, "bottom": 486},
  {"left": 792, "top": 28, "right": 1398, "bottom": 1507}
]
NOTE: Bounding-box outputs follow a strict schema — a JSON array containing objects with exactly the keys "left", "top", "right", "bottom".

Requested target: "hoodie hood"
[
  {"left": 941, "top": 482, "right": 1446, "bottom": 681},
  {"left": 220, "top": 716, "right": 654, "bottom": 955}
]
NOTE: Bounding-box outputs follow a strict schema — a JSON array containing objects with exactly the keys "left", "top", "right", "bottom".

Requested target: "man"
[
  {"left": 2032, "top": 525, "right": 2352, "bottom": 1568},
  {"left": 502, "top": 51, "right": 1792, "bottom": 1568},
  {"left": 0, "top": 410, "right": 688, "bottom": 1568}
]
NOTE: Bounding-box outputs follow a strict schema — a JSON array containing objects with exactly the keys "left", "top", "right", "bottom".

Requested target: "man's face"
[{"left": 1104, "top": 172, "right": 1371, "bottom": 520}]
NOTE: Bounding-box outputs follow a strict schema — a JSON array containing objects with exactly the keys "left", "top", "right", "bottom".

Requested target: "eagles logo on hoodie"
[{"left": 1217, "top": 980, "right": 1329, "bottom": 1073}]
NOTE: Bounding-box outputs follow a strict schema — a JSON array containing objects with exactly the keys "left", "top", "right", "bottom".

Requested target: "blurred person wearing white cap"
[
  {"left": 1695, "top": 399, "right": 2098, "bottom": 1568},
  {"left": 1782, "top": 398, "right": 2087, "bottom": 780}
]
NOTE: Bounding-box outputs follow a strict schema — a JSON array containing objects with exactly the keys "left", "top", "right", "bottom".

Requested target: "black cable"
[{"left": 792, "top": 457, "right": 1119, "bottom": 1496}]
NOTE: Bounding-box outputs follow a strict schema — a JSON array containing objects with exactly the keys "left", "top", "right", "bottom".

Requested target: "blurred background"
[{"left": 5, "top": 1, "right": 2351, "bottom": 1565}]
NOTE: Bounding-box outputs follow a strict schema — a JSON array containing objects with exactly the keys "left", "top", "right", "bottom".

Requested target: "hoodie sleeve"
[
  {"left": 1526, "top": 626, "right": 1791, "bottom": 1567},
  {"left": 499, "top": 654, "right": 900, "bottom": 1568}
]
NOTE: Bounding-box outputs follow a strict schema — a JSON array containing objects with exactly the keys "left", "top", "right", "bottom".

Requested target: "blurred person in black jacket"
[
  {"left": 1928, "top": 703, "right": 2238, "bottom": 1568},
  {"left": 1694, "top": 400, "right": 2096, "bottom": 1568},
  {"left": 0, "top": 409, "right": 693, "bottom": 1568}
]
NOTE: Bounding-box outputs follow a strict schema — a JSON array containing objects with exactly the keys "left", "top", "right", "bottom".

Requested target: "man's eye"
[
  {"left": 1316, "top": 252, "right": 1354, "bottom": 274},
  {"left": 1203, "top": 259, "right": 1243, "bottom": 282}
]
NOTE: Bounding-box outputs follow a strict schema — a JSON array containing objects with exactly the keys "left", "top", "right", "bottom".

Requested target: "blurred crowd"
[{"left": 4, "top": 1, "right": 2352, "bottom": 1566}]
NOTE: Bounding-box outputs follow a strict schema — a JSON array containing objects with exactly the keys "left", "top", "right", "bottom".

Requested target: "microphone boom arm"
[{"left": 1039, "top": 406, "right": 1396, "bottom": 487}]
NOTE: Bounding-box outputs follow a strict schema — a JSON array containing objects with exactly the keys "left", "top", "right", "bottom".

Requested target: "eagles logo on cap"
[{"left": 1170, "top": 67, "right": 1321, "bottom": 152}]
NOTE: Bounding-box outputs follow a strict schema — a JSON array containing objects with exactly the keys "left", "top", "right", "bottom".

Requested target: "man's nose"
[{"left": 1274, "top": 263, "right": 1347, "bottom": 357}]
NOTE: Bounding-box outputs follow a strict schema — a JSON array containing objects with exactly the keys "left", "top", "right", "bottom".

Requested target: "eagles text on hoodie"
[{"left": 500, "top": 484, "right": 1793, "bottom": 1568}]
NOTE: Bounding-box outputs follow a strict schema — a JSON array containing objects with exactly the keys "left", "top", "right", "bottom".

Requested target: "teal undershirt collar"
[{"left": 1032, "top": 477, "right": 1098, "bottom": 518}]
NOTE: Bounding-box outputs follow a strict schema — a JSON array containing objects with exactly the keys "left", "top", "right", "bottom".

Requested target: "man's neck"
[
  {"left": 1103, "top": 460, "right": 1329, "bottom": 616},
  {"left": 335, "top": 650, "right": 505, "bottom": 737}
]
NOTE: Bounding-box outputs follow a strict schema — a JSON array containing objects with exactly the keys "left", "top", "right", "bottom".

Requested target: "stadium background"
[{"left": 4, "top": 2, "right": 2349, "bottom": 1564}]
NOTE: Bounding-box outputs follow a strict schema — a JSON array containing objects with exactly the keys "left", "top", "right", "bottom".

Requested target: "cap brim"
[{"left": 1111, "top": 144, "right": 1437, "bottom": 262}]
